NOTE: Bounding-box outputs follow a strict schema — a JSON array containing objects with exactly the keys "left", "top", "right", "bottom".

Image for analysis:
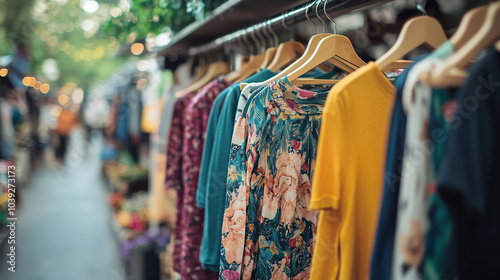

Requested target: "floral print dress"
[{"left": 220, "top": 77, "right": 329, "bottom": 280}]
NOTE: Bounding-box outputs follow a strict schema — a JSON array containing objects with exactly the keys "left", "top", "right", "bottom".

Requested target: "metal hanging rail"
[
  {"left": 154, "top": 0, "right": 312, "bottom": 56},
  {"left": 189, "top": 0, "right": 392, "bottom": 55}
]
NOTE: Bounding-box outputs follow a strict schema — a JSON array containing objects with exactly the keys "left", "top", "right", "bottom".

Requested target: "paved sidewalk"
[{"left": 0, "top": 129, "right": 125, "bottom": 280}]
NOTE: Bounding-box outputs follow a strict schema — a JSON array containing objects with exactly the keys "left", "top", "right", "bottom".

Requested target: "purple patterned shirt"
[
  {"left": 179, "top": 76, "right": 231, "bottom": 279},
  {"left": 165, "top": 91, "right": 196, "bottom": 273}
]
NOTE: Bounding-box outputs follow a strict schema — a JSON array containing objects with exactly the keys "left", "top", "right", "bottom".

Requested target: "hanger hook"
[
  {"left": 262, "top": 22, "right": 271, "bottom": 50},
  {"left": 282, "top": 11, "right": 294, "bottom": 41},
  {"left": 268, "top": 19, "right": 279, "bottom": 47},
  {"left": 260, "top": 21, "right": 270, "bottom": 49},
  {"left": 305, "top": 1, "right": 319, "bottom": 34},
  {"left": 242, "top": 30, "right": 253, "bottom": 54},
  {"left": 324, "top": 0, "right": 337, "bottom": 34},
  {"left": 250, "top": 27, "right": 261, "bottom": 54},
  {"left": 236, "top": 31, "right": 245, "bottom": 55},
  {"left": 415, "top": 0, "right": 427, "bottom": 15},
  {"left": 260, "top": 22, "right": 269, "bottom": 50},
  {"left": 255, "top": 23, "right": 265, "bottom": 52},
  {"left": 256, "top": 25, "right": 264, "bottom": 52},
  {"left": 315, "top": 0, "right": 325, "bottom": 33}
]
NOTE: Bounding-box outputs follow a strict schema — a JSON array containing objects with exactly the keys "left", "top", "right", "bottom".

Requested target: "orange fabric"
[
  {"left": 310, "top": 62, "right": 395, "bottom": 280},
  {"left": 57, "top": 109, "right": 76, "bottom": 136}
]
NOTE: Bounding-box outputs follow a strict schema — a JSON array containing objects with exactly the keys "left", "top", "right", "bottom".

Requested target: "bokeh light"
[
  {"left": 72, "top": 88, "right": 84, "bottom": 104},
  {"left": 131, "top": 43, "right": 144, "bottom": 55},
  {"left": 136, "top": 78, "right": 148, "bottom": 89},
  {"left": 110, "top": 7, "right": 122, "bottom": 17},
  {"left": 81, "top": 0, "right": 99, "bottom": 14},
  {"left": 40, "top": 84, "right": 51, "bottom": 94},
  {"left": 34, "top": 81, "right": 42, "bottom": 90},
  {"left": 58, "top": 94, "right": 71, "bottom": 107},
  {"left": 29, "top": 77, "right": 37, "bottom": 87},
  {"left": 0, "top": 68, "right": 8, "bottom": 77},
  {"left": 137, "top": 60, "right": 150, "bottom": 71},
  {"left": 22, "top": 77, "right": 31, "bottom": 86},
  {"left": 50, "top": 105, "right": 62, "bottom": 118}
]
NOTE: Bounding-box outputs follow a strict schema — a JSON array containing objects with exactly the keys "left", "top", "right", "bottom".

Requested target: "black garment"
[
  {"left": 438, "top": 47, "right": 500, "bottom": 279},
  {"left": 56, "top": 135, "right": 69, "bottom": 160}
]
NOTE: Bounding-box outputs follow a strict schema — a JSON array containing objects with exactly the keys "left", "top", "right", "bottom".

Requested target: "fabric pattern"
[
  {"left": 370, "top": 54, "right": 428, "bottom": 280},
  {"left": 179, "top": 76, "right": 230, "bottom": 279},
  {"left": 424, "top": 86, "right": 457, "bottom": 280},
  {"left": 392, "top": 59, "right": 436, "bottom": 280},
  {"left": 200, "top": 70, "right": 275, "bottom": 271},
  {"left": 392, "top": 42, "right": 455, "bottom": 280},
  {"left": 236, "top": 83, "right": 267, "bottom": 123},
  {"left": 164, "top": 91, "right": 196, "bottom": 273},
  {"left": 220, "top": 76, "right": 328, "bottom": 279}
]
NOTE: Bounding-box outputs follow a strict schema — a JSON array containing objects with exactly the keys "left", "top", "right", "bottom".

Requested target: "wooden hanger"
[
  {"left": 183, "top": 61, "right": 230, "bottom": 93},
  {"left": 449, "top": 5, "right": 489, "bottom": 51},
  {"left": 422, "top": 3, "right": 500, "bottom": 87},
  {"left": 189, "top": 65, "right": 208, "bottom": 86},
  {"left": 266, "top": 41, "right": 306, "bottom": 72},
  {"left": 418, "top": 5, "right": 488, "bottom": 86},
  {"left": 175, "top": 64, "right": 208, "bottom": 97},
  {"left": 376, "top": 16, "right": 448, "bottom": 72},
  {"left": 291, "top": 78, "right": 341, "bottom": 87},
  {"left": 382, "top": 60, "right": 413, "bottom": 72},
  {"left": 287, "top": 35, "right": 366, "bottom": 85},
  {"left": 240, "top": 34, "right": 332, "bottom": 90},
  {"left": 228, "top": 52, "right": 266, "bottom": 83},
  {"left": 260, "top": 47, "right": 277, "bottom": 69}
]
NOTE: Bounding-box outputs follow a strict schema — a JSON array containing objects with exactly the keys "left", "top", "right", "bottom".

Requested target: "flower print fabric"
[
  {"left": 164, "top": 91, "right": 196, "bottom": 273},
  {"left": 220, "top": 76, "right": 328, "bottom": 280},
  {"left": 179, "top": 76, "right": 231, "bottom": 279},
  {"left": 392, "top": 59, "right": 440, "bottom": 279}
]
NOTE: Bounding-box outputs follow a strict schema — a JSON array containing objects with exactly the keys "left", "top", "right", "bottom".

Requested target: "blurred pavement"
[{"left": 0, "top": 128, "right": 125, "bottom": 280}]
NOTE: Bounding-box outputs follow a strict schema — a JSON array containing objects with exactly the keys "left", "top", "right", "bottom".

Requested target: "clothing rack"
[{"left": 188, "top": 0, "right": 393, "bottom": 55}]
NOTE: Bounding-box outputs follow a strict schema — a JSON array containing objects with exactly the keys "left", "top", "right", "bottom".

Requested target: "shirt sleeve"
[
  {"left": 197, "top": 92, "right": 227, "bottom": 207},
  {"left": 164, "top": 97, "right": 187, "bottom": 191},
  {"left": 309, "top": 92, "right": 345, "bottom": 211},
  {"left": 207, "top": 88, "right": 239, "bottom": 208}
]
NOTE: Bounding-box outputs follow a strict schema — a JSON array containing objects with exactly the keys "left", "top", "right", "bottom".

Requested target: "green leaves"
[{"left": 102, "top": 0, "right": 195, "bottom": 41}]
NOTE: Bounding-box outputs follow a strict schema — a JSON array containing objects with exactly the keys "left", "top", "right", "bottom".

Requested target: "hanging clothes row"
[{"left": 158, "top": 1, "right": 500, "bottom": 279}]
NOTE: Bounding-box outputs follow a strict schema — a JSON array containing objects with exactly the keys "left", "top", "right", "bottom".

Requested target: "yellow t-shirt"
[{"left": 310, "top": 62, "right": 395, "bottom": 280}]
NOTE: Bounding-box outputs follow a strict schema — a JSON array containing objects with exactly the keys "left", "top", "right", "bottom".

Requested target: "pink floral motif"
[
  {"left": 271, "top": 259, "right": 288, "bottom": 279},
  {"left": 302, "top": 162, "right": 308, "bottom": 172},
  {"left": 285, "top": 98, "right": 300, "bottom": 112},
  {"left": 221, "top": 184, "right": 247, "bottom": 265},
  {"left": 233, "top": 117, "right": 248, "bottom": 146},
  {"left": 296, "top": 174, "right": 318, "bottom": 222},
  {"left": 222, "top": 269, "right": 240, "bottom": 280},
  {"left": 294, "top": 87, "right": 315, "bottom": 98},
  {"left": 291, "top": 140, "right": 301, "bottom": 151}
]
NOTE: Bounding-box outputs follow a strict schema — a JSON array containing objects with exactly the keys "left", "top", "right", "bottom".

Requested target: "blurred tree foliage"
[
  {"left": 101, "top": 0, "right": 228, "bottom": 41},
  {"left": 0, "top": 0, "right": 227, "bottom": 90},
  {"left": 0, "top": 0, "right": 126, "bottom": 90},
  {"left": 102, "top": 0, "right": 195, "bottom": 41}
]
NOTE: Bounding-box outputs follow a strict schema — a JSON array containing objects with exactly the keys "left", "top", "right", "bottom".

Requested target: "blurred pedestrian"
[{"left": 56, "top": 106, "right": 76, "bottom": 162}]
